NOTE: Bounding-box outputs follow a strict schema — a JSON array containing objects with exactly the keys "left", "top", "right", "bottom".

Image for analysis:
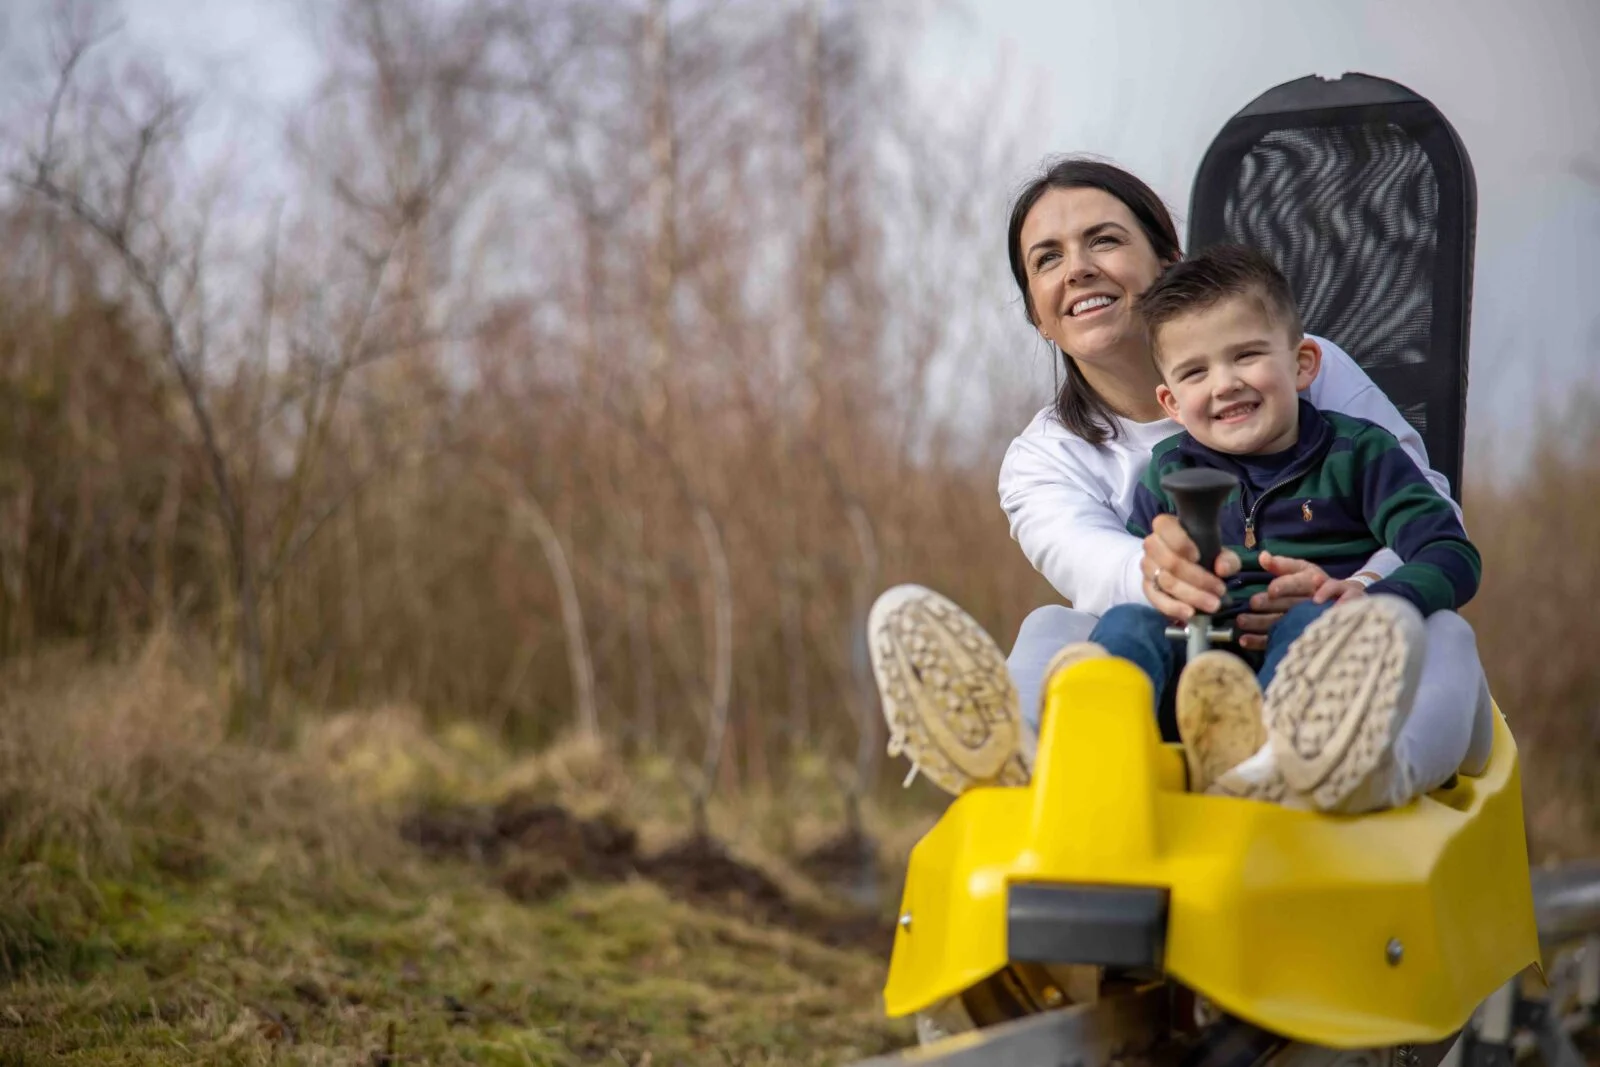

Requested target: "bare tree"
[
  {"left": 490, "top": 466, "right": 599, "bottom": 742},
  {"left": 10, "top": 8, "right": 474, "bottom": 730},
  {"left": 11, "top": 21, "right": 272, "bottom": 716}
]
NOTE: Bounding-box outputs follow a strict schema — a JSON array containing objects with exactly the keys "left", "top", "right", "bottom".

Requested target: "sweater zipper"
[{"left": 1242, "top": 471, "right": 1301, "bottom": 549}]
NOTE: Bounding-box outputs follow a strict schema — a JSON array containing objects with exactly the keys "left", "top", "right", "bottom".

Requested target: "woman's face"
[{"left": 1018, "top": 186, "right": 1169, "bottom": 366}]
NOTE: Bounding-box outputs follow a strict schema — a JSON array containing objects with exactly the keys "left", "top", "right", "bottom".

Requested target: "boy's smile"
[{"left": 1153, "top": 294, "right": 1321, "bottom": 455}]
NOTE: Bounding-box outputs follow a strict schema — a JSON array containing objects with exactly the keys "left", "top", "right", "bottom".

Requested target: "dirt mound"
[
  {"left": 398, "top": 804, "right": 498, "bottom": 862},
  {"left": 797, "top": 828, "right": 882, "bottom": 910},
  {"left": 400, "top": 795, "right": 637, "bottom": 903},
  {"left": 636, "top": 834, "right": 794, "bottom": 921},
  {"left": 401, "top": 797, "right": 891, "bottom": 954},
  {"left": 494, "top": 797, "right": 638, "bottom": 878},
  {"left": 638, "top": 834, "right": 891, "bottom": 954}
]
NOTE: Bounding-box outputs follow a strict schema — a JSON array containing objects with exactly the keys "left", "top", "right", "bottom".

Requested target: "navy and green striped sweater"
[{"left": 1126, "top": 399, "right": 1479, "bottom": 620}]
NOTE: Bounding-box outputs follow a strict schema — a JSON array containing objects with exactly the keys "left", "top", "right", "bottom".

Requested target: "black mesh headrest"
[{"left": 1188, "top": 73, "right": 1476, "bottom": 496}]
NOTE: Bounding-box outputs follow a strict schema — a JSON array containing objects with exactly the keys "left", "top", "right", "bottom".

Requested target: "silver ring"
[{"left": 1151, "top": 566, "right": 1163, "bottom": 590}]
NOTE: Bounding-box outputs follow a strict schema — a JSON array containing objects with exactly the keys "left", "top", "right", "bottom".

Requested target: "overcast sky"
[{"left": 6, "top": 0, "right": 1598, "bottom": 472}]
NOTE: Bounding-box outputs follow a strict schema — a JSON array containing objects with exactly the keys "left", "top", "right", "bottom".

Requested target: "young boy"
[{"left": 1053, "top": 243, "right": 1486, "bottom": 812}]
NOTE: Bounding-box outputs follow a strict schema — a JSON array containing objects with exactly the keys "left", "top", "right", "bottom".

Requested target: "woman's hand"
[{"left": 1140, "top": 514, "right": 1238, "bottom": 622}]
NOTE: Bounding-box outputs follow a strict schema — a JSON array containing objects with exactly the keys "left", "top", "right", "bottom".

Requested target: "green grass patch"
[{"left": 0, "top": 853, "right": 910, "bottom": 1065}]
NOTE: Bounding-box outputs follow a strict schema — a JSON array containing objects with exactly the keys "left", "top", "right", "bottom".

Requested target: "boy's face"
[{"left": 1153, "top": 293, "right": 1321, "bottom": 455}]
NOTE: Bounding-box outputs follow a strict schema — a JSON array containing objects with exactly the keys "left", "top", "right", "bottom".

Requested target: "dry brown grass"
[
  {"left": 1464, "top": 392, "right": 1600, "bottom": 863},
  {"left": 0, "top": 628, "right": 398, "bottom": 884},
  {"left": 0, "top": 622, "right": 925, "bottom": 903}
]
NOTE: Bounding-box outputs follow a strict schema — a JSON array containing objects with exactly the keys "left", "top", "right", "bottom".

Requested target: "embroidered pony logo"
[{"left": 1301, "top": 501, "right": 1314, "bottom": 522}]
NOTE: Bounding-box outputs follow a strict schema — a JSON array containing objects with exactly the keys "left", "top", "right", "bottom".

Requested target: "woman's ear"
[
  {"left": 1033, "top": 311, "right": 1054, "bottom": 347},
  {"left": 1294, "top": 336, "right": 1322, "bottom": 392}
]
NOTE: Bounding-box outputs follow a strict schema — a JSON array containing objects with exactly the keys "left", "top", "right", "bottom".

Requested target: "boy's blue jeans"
[
  {"left": 1089, "top": 600, "right": 1335, "bottom": 705},
  {"left": 1009, "top": 602, "right": 1490, "bottom": 796}
]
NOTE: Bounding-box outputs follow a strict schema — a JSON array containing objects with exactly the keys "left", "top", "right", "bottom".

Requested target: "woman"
[{"left": 869, "top": 157, "right": 1491, "bottom": 808}]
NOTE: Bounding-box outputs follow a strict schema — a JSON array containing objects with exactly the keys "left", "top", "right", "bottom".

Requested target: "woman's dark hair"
[{"left": 1006, "top": 157, "right": 1182, "bottom": 445}]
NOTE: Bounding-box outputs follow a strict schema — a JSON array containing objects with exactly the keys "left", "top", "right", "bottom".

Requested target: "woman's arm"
[
  {"left": 998, "top": 432, "right": 1145, "bottom": 617},
  {"left": 1000, "top": 429, "right": 1236, "bottom": 621}
]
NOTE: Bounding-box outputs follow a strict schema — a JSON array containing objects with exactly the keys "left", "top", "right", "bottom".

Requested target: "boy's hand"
[
  {"left": 1234, "top": 551, "right": 1330, "bottom": 650},
  {"left": 1313, "top": 580, "right": 1368, "bottom": 604},
  {"left": 1256, "top": 552, "right": 1368, "bottom": 603}
]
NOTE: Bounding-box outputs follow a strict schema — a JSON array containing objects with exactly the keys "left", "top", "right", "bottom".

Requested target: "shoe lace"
[{"left": 887, "top": 722, "right": 921, "bottom": 788}]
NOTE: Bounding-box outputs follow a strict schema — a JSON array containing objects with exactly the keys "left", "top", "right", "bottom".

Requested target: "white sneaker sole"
[
  {"left": 867, "top": 585, "right": 1028, "bottom": 796},
  {"left": 1263, "top": 596, "right": 1425, "bottom": 811}
]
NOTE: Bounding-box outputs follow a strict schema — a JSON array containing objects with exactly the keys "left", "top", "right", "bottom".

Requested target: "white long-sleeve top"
[{"left": 997, "top": 336, "right": 1461, "bottom": 617}]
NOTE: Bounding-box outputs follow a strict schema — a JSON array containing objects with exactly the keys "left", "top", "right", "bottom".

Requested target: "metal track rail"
[{"left": 849, "top": 984, "right": 1169, "bottom": 1067}]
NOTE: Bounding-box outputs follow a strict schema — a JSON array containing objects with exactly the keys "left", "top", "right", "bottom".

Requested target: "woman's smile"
[{"left": 1067, "top": 294, "right": 1117, "bottom": 318}]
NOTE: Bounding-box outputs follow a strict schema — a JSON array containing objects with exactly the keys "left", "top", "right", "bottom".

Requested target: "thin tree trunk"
[
  {"left": 623, "top": 504, "right": 657, "bottom": 748},
  {"left": 643, "top": 0, "right": 676, "bottom": 433},
  {"left": 799, "top": 0, "right": 828, "bottom": 435},
  {"left": 779, "top": 559, "right": 809, "bottom": 746},
  {"left": 510, "top": 494, "right": 599, "bottom": 742},
  {"left": 628, "top": 570, "right": 657, "bottom": 748},
  {"left": 152, "top": 455, "right": 183, "bottom": 623},
  {"left": 847, "top": 501, "right": 881, "bottom": 832},
  {"left": 693, "top": 504, "right": 733, "bottom": 836},
  {"left": 0, "top": 467, "right": 33, "bottom": 656}
]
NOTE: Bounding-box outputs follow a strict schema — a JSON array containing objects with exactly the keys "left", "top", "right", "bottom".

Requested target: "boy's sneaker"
[
  {"left": 1175, "top": 650, "right": 1269, "bottom": 795},
  {"left": 1030, "top": 641, "right": 1112, "bottom": 768},
  {"left": 1038, "top": 640, "right": 1111, "bottom": 706},
  {"left": 1262, "top": 594, "right": 1426, "bottom": 813},
  {"left": 867, "top": 585, "right": 1029, "bottom": 796},
  {"left": 1206, "top": 741, "right": 1299, "bottom": 806}
]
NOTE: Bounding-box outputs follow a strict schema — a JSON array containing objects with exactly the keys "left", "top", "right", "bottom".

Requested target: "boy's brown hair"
[{"left": 1137, "top": 244, "right": 1304, "bottom": 366}]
